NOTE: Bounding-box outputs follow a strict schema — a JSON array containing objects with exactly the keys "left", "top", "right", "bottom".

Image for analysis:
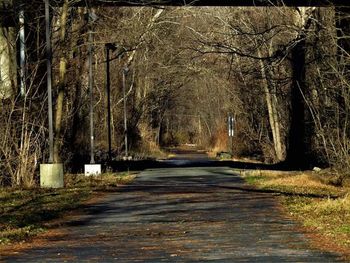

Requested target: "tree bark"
[
  {"left": 53, "top": 0, "right": 69, "bottom": 163},
  {"left": 0, "top": 27, "right": 16, "bottom": 98},
  {"left": 335, "top": 7, "right": 350, "bottom": 133},
  {"left": 257, "top": 48, "right": 284, "bottom": 162},
  {"left": 285, "top": 8, "right": 315, "bottom": 168},
  {"left": 286, "top": 36, "right": 307, "bottom": 167}
]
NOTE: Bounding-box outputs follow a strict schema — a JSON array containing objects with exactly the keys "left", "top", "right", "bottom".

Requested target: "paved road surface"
[{"left": 2, "top": 155, "right": 343, "bottom": 262}]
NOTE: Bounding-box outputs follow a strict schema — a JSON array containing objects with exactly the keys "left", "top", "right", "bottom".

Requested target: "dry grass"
[
  {"left": 64, "top": 172, "right": 136, "bottom": 189},
  {"left": 240, "top": 170, "right": 346, "bottom": 197},
  {"left": 297, "top": 195, "right": 350, "bottom": 236},
  {"left": 241, "top": 169, "right": 350, "bottom": 258}
]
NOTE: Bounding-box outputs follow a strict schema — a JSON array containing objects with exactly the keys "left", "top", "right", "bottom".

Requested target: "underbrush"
[
  {"left": 0, "top": 172, "right": 135, "bottom": 245},
  {"left": 241, "top": 169, "right": 350, "bottom": 258}
]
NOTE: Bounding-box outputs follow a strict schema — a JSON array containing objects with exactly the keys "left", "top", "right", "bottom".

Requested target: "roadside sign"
[{"left": 228, "top": 115, "right": 234, "bottom": 137}]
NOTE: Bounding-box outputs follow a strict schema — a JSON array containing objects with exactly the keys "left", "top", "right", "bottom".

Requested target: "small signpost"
[{"left": 228, "top": 114, "right": 234, "bottom": 154}]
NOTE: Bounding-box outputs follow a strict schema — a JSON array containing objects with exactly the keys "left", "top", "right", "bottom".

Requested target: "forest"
[{"left": 1, "top": 1, "right": 350, "bottom": 187}]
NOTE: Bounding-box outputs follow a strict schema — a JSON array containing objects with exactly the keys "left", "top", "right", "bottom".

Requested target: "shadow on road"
[
  {"left": 107, "top": 157, "right": 297, "bottom": 173},
  {"left": 68, "top": 148, "right": 305, "bottom": 173}
]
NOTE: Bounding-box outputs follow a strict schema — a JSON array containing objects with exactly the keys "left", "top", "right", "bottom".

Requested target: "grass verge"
[
  {"left": 240, "top": 169, "right": 350, "bottom": 259},
  {"left": 0, "top": 172, "right": 135, "bottom": 246}
]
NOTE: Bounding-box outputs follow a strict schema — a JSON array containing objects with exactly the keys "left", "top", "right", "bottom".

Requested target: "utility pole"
[
  {"left": 84, "top": 9, "right": 101, "bottom": 176},
  {"left": 88, "top": 9, "right": 97, "bottom": 164},
  {"left": 106, "top": 45, "right": 112, "bottom": 162},
  {"left": 40, "top": 0, "right": 64, "bottom": 188},
  {"left": 45, "top": 0, "right": 54, "bottom": 164},
  {"left": 122, "top": 67, "right": 128, "bottom": 158},
  {"left": 105, "top": 43, "right": 117, "bottom": 162}
]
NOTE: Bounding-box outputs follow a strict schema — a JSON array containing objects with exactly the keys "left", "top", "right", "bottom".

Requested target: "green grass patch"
[
  {"left": 243, "top": 175, "right": 268, "bottom": 185},
  {"left": 0, "top": 172, "right": 135, "bottom": 245}
]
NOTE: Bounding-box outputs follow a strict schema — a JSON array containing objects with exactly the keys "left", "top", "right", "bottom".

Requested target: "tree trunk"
[
  {"left": 0, "top": 27, "right": 16, "bottom": 98},
  {"left": 335, "top": 7, "right": 350, "bottom": 133},
  {"left": 257, "top": 49, "right": 284, "bottom": 162},
  {"left": 285, "top": 8, "right": 315, "bottom": 168},
  {"left": 286, "top": 37, "right": 307, "bottom": 167},
  {"left": 68, "top": 8, "right": 86, "bottom": 149},
  {"left": 53, "top": 0, "right": 69, "bottom": 163}
]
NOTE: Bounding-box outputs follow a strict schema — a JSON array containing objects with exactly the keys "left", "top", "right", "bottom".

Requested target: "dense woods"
[{"left": 1, "top": 2, "right": 350, "bottom": 186}]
